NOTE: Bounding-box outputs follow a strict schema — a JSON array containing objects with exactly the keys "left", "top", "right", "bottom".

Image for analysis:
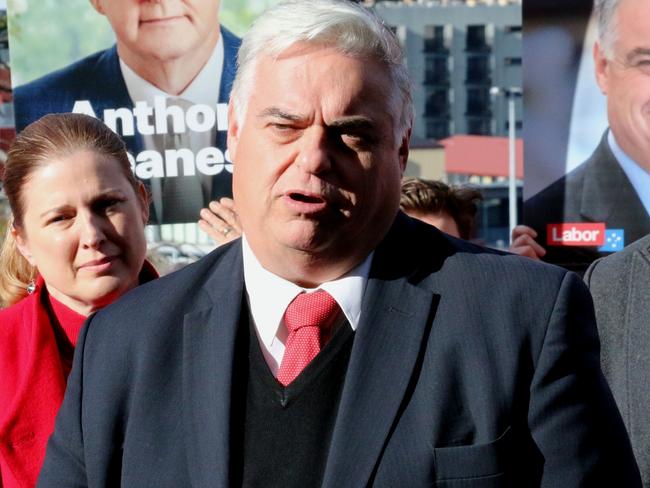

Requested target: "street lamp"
[{"left": 490, "top": 86, "right": 522, "bottom": 243}]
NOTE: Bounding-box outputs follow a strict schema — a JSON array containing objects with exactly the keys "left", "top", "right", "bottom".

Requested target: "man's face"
[
  {"left": 230, "top": 45, "right": 409, "bottom": 282},
  {"left": 91, "top": 0, "right": 221, "bottom": 65},
  {"left": 594, "top": 0, "right": 650, "bottom": 169}
]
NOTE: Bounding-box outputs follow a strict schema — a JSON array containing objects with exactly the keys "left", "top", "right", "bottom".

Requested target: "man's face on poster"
[
  {"left": 595, "top": 0, "right": 650, "bottom": 167},
  {"left": 90, "top": 0, "right": 221, "bottom": 66}
]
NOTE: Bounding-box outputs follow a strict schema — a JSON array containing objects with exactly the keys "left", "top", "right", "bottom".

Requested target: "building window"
[
  {"left": 504, "top": 56, "right": 522, "bottom": 66},
  {"left": 466, "top": 55, "right": 491, "bottom": 84},
  {"left": 426, "top": 119, "right": 450, "bottom": 140},
  {"left": 424, "top": 25, "right": 447, "bottom": 53},
  {"left": 466, "top": 25, "right": 489, "bottom": 52},
  {"left": 425, "top": 56, "right": 449, "bottom": 85},
  {"left": 466, "top": 87, "right": 491, "bottom": 115},
  {"left": 505, "top": 120, "right": 523, "bottom": 131},
  {"left": 425, "top": 89, "right": 450, "bottom": 116},
  {"left": 466, "top": 116, "right": 491, "bottom": 135}
]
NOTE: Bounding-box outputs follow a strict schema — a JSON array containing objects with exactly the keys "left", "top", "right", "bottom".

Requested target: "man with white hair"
[
  {"left": 524, "top": 0, "right": 650, "bottom": 271},
  {"left": 38, "top": 1, "right": 640, "bottom": 486}
]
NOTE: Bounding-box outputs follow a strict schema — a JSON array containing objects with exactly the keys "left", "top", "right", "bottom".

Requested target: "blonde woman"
[{"left": 0, "top": 114, "right": 157, "bottom": 487}]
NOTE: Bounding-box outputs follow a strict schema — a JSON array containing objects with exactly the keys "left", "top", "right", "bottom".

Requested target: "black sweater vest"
[{"left": 230, "top": 316, "right": 354, "bottom": 487}]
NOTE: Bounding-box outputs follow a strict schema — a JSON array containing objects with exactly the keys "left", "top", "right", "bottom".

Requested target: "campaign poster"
[
  {"left": 7, "top": 0, "right": 254, "bottom": 226},
  {"left": 523, "top": 0, "right": 650, "bottom": 272},
  {"left": 7, "top": 1, "right": 522, "bottom": 251}
]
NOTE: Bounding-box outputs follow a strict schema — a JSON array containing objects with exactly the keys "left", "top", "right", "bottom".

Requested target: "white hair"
[
  {"left": 230, "top": 0, "right": 413, "bottom": 141},
  {"left": 594, "top": 0, "right": 621, "bottom": 59}
]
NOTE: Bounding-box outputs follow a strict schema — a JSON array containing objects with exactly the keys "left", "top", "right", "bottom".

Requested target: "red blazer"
[
  {"left": 0, "top": 277, "right": 66, "bottom": 488},
  {"left": 0, "top": 263, "right": 158, "bottom": 487}
]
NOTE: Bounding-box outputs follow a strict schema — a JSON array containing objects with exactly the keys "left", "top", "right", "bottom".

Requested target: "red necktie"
[{"left": 276, "top": 290, "right": 340, "bottom": 386}]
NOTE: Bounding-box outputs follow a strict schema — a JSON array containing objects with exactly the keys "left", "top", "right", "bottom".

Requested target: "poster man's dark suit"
[
  {"left": 38, "top": 214, "right": 640, "bottom": 487},
  {"left": 13, "top": 27, "right": 241, "bottom": 224},
  {"left": 524, "top": 131, "right": 650, "bottom": 272},
  {"left": 584, "top": 233, "right": 650, "bottom": 488}
]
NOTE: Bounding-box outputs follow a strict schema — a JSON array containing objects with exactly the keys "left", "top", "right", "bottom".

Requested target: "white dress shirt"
[
  {"left": 242, "top": 235, "right": 372, "bottom": 376},
  {"left": 608, "top": 131, "right": 650, "bottom": 218},
  {"left": 120, "top": 35, "right": 224, "bottom": 154},
  {"left": 120, "top": 37, "right": 224, "bottom": 239}
]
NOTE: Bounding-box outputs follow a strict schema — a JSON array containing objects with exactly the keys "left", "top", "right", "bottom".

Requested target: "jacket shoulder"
[
  {"left": 88, "top": 242, "right": 241, "bottom": 335},
  {"left": 0, "top": 295, "right": 32, "bottom": 339},
  {"left": 586, "top": 233, "right": 650, "bottom": 285},
  {"left": 221, "top": 25, "right": 242, "bottom": 49},
  {"left": 394, "top": 214, "right": 569, "bottom": 288},
  {"left": 15, "top": 48, "right": 113, "bottom": 99},
  {"left": 13, "top": 48, "right": 116, "bottom": 130}
]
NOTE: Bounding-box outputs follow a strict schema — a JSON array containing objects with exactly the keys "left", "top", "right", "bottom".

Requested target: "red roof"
[{"left": 439, "top": 135, "right": 524, "bottom": 179}]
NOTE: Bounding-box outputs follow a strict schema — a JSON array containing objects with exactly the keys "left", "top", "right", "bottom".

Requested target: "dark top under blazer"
[
  {"left": 585, "top": 233, "right": 650, "bottom": 488},
  {"left": 38, "top": 213, "right": 641, "bottom": 487},
  {"left": 524, "top": 131, "right": 650, "bottom": 272}
]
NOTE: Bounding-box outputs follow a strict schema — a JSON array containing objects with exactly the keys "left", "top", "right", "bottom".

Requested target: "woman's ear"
[
  {"left": 12, "top": 226, "right": 36, "bottom": 266},
  {"left": 137, "top": 182, "right": 150, "bottom": 225}
]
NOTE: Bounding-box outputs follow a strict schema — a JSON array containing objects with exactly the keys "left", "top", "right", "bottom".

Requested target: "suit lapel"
[
  {"left": 579, "top": 135, "right": 649, "bottom": 241},
  {"left": 625, "top": 241, "right": 650, "bottom": 448},
  {"left": 219, "top": 27, "right": 240, "bottom": 104},
  {"left": 322, "top": 215, "right": 440, "bottom": 488},
  {"left": 88, "top": 46, "right": 143, "bottom": 153},
  {"left": 182, "top": 243, "right": 244, "bottom": 488}
]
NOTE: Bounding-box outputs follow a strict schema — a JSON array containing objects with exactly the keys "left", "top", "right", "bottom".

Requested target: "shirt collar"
[
  {"left": 608, "top": 130, "right": 650, "bottom": 216},
  {"left": 242, "top": 235, "right": 373, "bottom": 349},
  {"left": 119, "top": 34, "right": 224, "bottom": 106}
]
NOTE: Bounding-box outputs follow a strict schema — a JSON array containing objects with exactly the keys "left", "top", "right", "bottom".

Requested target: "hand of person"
[
  {"left": 509, "top": 224, "right": 546, "bottom": 260},
  {"left": 198, "top": 197, "right": 242, "bottom": 245}
]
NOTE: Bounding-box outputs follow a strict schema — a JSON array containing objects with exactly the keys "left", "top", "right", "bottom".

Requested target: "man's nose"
[
  {"left": 296, "top": 127, "right": 332, "bottom": 175},
  {"left": 79, "top": 213, "right": 107, "bottom": 249}
]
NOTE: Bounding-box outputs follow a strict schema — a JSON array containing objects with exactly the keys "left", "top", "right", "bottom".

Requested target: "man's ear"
[
  {"left": 227, "top": 100, "right": 241, "bottom": 163},
  {"left": 593, "top": 41, "right": 610, "bottom": 96},
  {"left": 11, "top": 226, "right": 36, "bottom": 266},
  {"left": 397, "top": 127, "right": 411, "bottom": 175},
  {"left": 89, "top": 0, "right": 105, "bottom": 15}
]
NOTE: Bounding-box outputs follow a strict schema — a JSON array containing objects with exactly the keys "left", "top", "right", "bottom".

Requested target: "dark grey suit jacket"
[
  {"left": 524, "top": 131, "right": 650, "bottom": 273},
  {"left": 38, "top": 214, "right": 640, "bottom": 487},
  {"left": 585, "top": 234, "right": 650, "bottom": 487}
]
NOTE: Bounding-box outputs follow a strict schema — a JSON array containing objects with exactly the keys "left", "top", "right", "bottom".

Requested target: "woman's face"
[{"left": 14, "top": 150, "right": 149, "bottom": 315}]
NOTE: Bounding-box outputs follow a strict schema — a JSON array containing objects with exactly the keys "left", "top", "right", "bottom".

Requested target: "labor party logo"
[
  {"left": 598, "top": 229, "right": 625, "bottom": 252},
  {"left": 546, "top": 223, "right": 606, "bottom": 247}
]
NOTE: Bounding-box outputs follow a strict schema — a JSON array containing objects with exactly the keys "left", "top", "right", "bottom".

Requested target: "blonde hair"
[
  {"left": 0, "top": 217, "right": 36, "bottom": 307},
  {"left": 0, "top": 113, "right": 140, "bottom": 307}
]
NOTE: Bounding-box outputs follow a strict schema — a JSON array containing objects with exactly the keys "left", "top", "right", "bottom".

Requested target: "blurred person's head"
[
  {"left": 593, "top": 0, "right": 650, "bottom": 170},
  {"left": 89, "top": 0, "right": 222, "bottom": 86},
  {"left": 400, "top": 178, "right": 482, "bottom": 240},
  {"left": 228, "top": 0, "right": 412, "bottom": 287},
  {"left": 0, "top": 113, "right": 149, "bottom": 312}
]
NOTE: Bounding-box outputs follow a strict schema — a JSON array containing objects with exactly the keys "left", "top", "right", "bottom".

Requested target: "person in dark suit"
[
  {"left": 523, "top": 132, "right": 650, "bottom": 270},
  {"left": 38, "top": 1, "right": 641, "bottom": 486},
  {"left": 13, "top": 0, "right": 240, "bottom": 224},
  {"left": 584, "top": 233, "right": 650, "bottom": 487},
  {"left": 524, "top": 0, "right": 650, "bottom": 272}
]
